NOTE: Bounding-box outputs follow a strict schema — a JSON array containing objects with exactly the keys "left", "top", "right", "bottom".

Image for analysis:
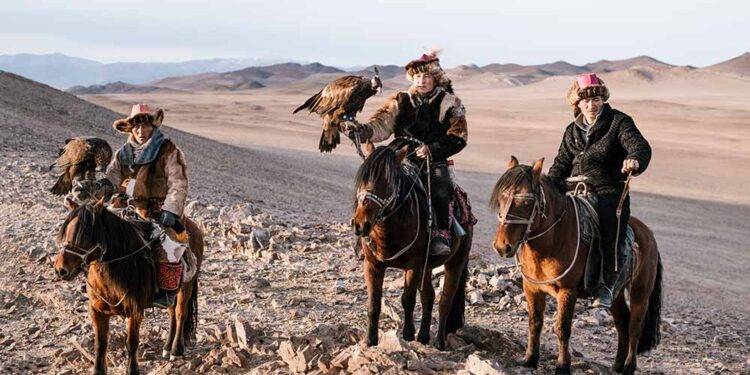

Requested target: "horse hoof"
[
  {"left": 612, "top": 360, "right": 625, "bottom": 373},
  {"left": 554, "top": 364, "right": 571, "bottom": 374},
  {"left": 162, "top": 350, "right": 169, "bottom": 359},
  {"left": 417, "top": 332, "right": 430, "bottom": 345},
  {"left": 521, "top": 354, "right": 539, "bottom": 368},
  {"left": 622, "top": 362, "right": 637, "bottom": 375}
]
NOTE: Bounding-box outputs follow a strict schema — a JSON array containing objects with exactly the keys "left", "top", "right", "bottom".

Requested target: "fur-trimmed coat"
[
  {"left": 105, "top": 137, "right": 188, "bottom": 218},
  {"left": 548, "top": 104, "right": 651, "bottom": 195},
  {"left": 365, "top": 86, "right": 467, "bottom": 162}
]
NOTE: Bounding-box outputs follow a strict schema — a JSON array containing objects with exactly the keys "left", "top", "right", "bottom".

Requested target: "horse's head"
[
  {"left": 53, "top": 198, "right": 106, "bottom": 280},
  {"left": 490, "top": 156, "right": 545, "bottom": 258},
  {"left": 352, "top": 145, "right": 408, "bottom": 237}
]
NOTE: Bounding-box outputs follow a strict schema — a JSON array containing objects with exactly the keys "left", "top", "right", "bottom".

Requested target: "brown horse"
[
  {"left": 53, "top": 199, "right": 204, "bottom": 375},
  {"left": 490, "top": 157, "right": 662, "bottom": 375},
  {"left": 352, "top": 144, "right": 473, "bottom": 350}
]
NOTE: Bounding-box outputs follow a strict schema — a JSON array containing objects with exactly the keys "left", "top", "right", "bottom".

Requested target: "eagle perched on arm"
[
  {"left": 293, "top": 67, "right": 382, "bottom": 152},
  {"left": 49, "top": 137, "right": 113, "bottom": 196}
]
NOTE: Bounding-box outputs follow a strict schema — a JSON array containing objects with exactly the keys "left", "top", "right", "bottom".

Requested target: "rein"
[
  {"left": 356, "top": 137, "right": 433, "bottom": 265},
  {"left": 497, "top": 182, "right": 583, "bottom": 285}
]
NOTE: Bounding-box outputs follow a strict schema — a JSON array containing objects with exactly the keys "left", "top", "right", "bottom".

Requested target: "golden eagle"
[
  {"left": 293, "top": 67, "right": 382, "bottom": 152},
  {"left": 49, "top": 137, "right": 112, "bottom": 196}
]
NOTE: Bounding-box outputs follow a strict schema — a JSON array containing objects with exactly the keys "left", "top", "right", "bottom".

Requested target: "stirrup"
[
  {"left": 152, "top": 291, "right": 176, "bottom": 309},
  {"left": 591, "top": 284, "right": 614, "bottom": 308}
]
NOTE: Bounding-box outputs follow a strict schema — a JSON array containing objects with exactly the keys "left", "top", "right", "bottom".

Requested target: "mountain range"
[
  {"left": 0, "top": 53, "right": 295, "bottom": 89},
  {"left": 3, "top": 52, "right": 748, "bottom": 94}
]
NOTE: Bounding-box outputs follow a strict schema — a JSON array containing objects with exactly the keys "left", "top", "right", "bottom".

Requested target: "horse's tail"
[
  {"left": 445, "top": 259, "right": 468, "bottom": 334},
  {"left": 182, "top": 278, "right": 199, "bottom": 343},
  {"left": 638, "top": 254, "right": 662, "bottom": 353}
]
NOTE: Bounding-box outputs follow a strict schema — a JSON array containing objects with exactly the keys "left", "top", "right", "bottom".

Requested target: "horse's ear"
[
  {"left": 363, "top": 140, "right": 375, "bottom": 157},
  {"left": 532, "top": 157, "right": 545, "bottom": 185},
  {"left": 507, "top": 155, "right": 519, "bottom": 170},
  {"left": 395, "top": 146, "right": 409, "bottom": 164},
  {"left": 65, "top": 197, "right": 79, "bottom": 212}
]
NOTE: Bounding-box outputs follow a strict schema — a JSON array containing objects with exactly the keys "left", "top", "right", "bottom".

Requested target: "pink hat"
[
  {"left": 129, "top": 103, "right": 152, "bottom": 117},
  {"left": 112, "top": 103, "right": 164, "bottom": 133},
  {"left": 577, "top": 73, "right": 602, "bottom": 89}
]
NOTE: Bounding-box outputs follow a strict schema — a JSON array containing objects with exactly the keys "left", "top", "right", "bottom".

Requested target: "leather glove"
[
  {"left": 343, "top": 121, "right": 373, "bottom": 142},
  {"left": 159, "top": 211, "right": 181, "bottom": 230},
  {"left": 95, "top": 178, "right": 115, "bottom": 200}
]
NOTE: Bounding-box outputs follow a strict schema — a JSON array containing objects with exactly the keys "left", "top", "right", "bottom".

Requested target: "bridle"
[
  {"left": 356, "top": 185, "right": 399, "bottom": 224},
  {"left": 60, "top": 221, "right": 156, "bottom": 267},
  {"left": 497, "top": 184, "right": 558, "bottom": 247},
  {"left": 496, "top": 178, "right": 585, "bottom": 286}
]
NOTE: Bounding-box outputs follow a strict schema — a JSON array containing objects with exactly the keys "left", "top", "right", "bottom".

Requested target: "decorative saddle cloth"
[
  {"left": 107, "top": 206, "right": 198, "bottom": 292},
  {"left": 401, "top": 162, "right": 477, "bottom": 240},
  {"left": 568, "top": 193, "right": 636, "bottom": 295}
]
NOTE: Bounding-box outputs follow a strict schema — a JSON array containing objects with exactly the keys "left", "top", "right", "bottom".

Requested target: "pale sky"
[{"left": 0, "top": 0, "right": 747, "bottom": 67}]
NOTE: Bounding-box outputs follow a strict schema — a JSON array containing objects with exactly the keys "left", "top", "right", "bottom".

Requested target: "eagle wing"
[
  {"left": 294, "top": 75, "right": 380, "bottom": 153},
  {"left": 49, "top": 137, "right": 112, "bottom": 196},
  {"left": 293, "top": 75, "right": 365, "bottom": 117}
]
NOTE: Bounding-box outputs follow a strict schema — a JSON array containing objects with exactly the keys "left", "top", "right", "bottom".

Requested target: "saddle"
[
  {"left": 402, "top": 161, "right": 477, "bottom": 239},
  {"left": 108, "top": 204, "right": 198, "bottom": 292},
  {"left": 567, "top": 185, "right": 635, "bottom": 297}
]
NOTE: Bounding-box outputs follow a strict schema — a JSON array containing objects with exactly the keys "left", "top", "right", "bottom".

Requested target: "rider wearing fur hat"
[
  {"left": 97, "top": 104, "right": 193, "bottom": 307},
  {"left": 346, "top": 51, "right": 468, "bottom": 257},
  {"left": 548, "top": 74, "right": 652, "bottom": 308}
]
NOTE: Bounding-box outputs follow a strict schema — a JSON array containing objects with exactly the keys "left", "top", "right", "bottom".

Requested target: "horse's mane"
[
  {"left": 489, "top": 165, "right": 560, "bottom": 212},
  {"left": 59, "top": 205, "right": 155, "bottom": 306},
  {"left": 353, "top": 146, "right": 401, "bottom": 206}
]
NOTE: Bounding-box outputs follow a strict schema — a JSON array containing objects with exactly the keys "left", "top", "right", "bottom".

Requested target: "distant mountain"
[
  {"left": 704, "top": 52, "right": 750, "bottom": 76},
  {"left": 352, "top": 65, "right": 403, "bottom": 80},
  {"left": 584, "top": 55, "right": 674, "bottom": 73},
  {"left": 0, "top": 53, "right": 295, "bottom": 89},
  {"left": 67, "top": 81, "right": 182, "bottom": 95},
  {"left": 153, "top": 62, "right": 344, "bottom": 91}
]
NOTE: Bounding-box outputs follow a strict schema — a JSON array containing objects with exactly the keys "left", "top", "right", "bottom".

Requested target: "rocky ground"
[{"left": 1, "top": 152, "right": 749, "bottom": 375}]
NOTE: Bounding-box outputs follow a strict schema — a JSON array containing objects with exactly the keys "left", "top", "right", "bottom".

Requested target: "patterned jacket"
[
  {"left": 547, "top": 104, "right": 651, "bottom": 195},
  {"left": 365, "top": 86, "right": 468, "bottom": 162},
  {"left": 105, "top": 136, "right": 188, "bottom": 219}
]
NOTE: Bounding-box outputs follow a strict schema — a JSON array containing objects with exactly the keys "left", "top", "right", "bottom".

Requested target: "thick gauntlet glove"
[{"left": 159, "top": 211, "right": 184, "bottom": 232}]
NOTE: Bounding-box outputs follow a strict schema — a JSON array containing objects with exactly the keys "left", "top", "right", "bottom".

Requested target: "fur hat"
[
  {"left": 566, "top": 73, "right": 610, "bottom": 113},
  {"left": 113, "top": 104, "right": 164, "bottom": 133},
  {"left": 405, "top": 49, "right": 453, "bottom": 91}
]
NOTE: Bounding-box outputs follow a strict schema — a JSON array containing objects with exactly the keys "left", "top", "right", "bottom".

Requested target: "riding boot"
[
  {"left": 430, "top": 235, "right": 451, "bottom": 257},
  {"left": 427, "top": 165, "right": 453, "bottom": 258},
  {"left": 592, "top": 192, "right": 630, "bottom": 309},
  {"left": 153, "top": 289, "right": 177, "bottom": 309}
]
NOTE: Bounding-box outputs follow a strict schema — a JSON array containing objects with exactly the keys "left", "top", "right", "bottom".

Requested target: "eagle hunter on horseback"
[
  {"left": 53, "top": 104, "right": 205, "bottom": 374},
  {"left": 490, "top": 74, "right": 662, "bottom": 374},
  {"left": 337, "top": 51, "right": 476, "bottom": 349}
]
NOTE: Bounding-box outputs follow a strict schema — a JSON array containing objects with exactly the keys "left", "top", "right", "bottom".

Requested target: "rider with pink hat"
[{"left": 548, "top": 73, "right": 652, "bottom": 308}]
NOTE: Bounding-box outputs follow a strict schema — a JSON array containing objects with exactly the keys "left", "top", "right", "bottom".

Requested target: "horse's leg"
[
  {"left": 523, "top": 287, "right": 545, "bottom": 368},
  {"left": 90, "top": 308, "right": 110, "bottom": 375},
  {"left": 435, "top": 263, "right": 461, "bottom": 350},
  {"left": 611, "top": 291, "right": 631, "bottom": 373},
  {"left": 417, "top": 269, "right": 435, "bottom": 345},
  {"left": 126, "top": 314, "right": 143, "bottom": 375},
  {"left": 553, "top": 289, "right": 576, "bottom": 374},
  {"left": 163, "top": 305, "right": 176, "bottom": 358},
  {"left": 623, "top": 287, "right": 648, "bottom": 374},
  {"left": 170, "top": 284, "right": 192, "bottom": 360},
  {"left": 401, "top": 268, "right": 418, "bottom": 341},
  {"left": 364, "top": 260, "right": 385, "bottom": 346}
]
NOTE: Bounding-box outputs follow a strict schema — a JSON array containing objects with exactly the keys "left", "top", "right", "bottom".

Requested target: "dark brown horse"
[
  {"left": 53, "top": 200, "right": 204, "bottom": 375},
  {"left": 352, "top": 144, "right": 473, "bottom": 350},
  {"left": 490, "top": 157, "right": 662, "bottom": 375}
]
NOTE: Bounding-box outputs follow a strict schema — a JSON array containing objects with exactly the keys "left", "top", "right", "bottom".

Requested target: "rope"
[{"left": 613, "top": 171, "right": 633, "bottom": 272}]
